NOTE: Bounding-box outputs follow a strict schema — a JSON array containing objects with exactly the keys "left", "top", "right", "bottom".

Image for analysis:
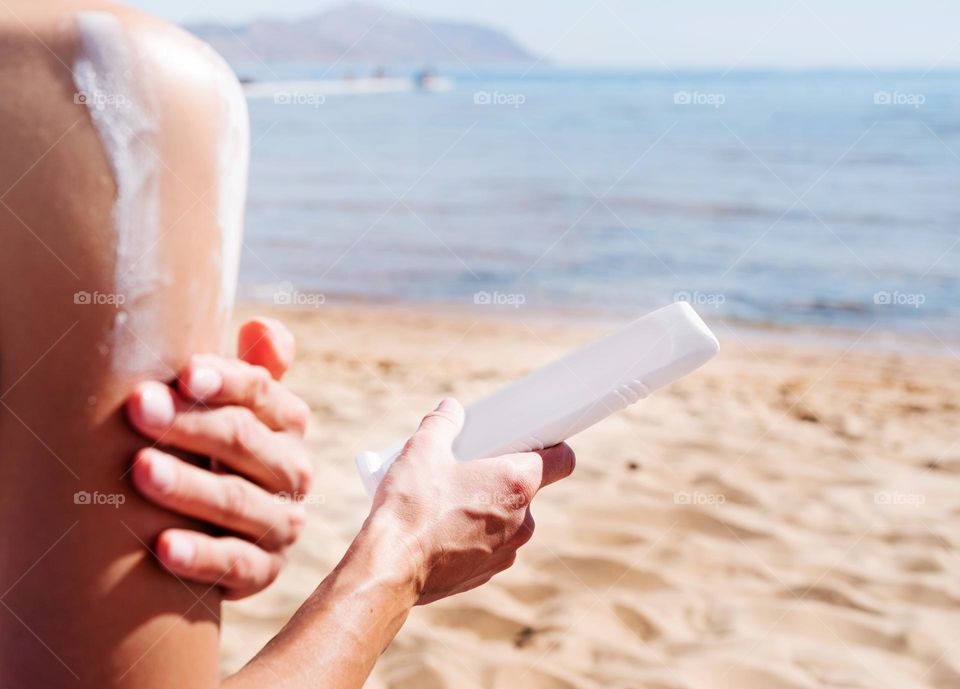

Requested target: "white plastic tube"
[{"left": 356, "top": 302, "right": 719, "bottom": 496}]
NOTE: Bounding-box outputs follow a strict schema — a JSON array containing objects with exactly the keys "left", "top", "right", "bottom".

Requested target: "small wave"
[
  {"left": 602, "top": 196, "right": 783, "bottom": 220},
  {"left": 792, "top": 299, "right": 873, "bottom": 315}
]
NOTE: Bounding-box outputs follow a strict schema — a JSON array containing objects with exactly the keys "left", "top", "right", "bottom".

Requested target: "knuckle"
[
  {"left": 498, "top": 462, "right": 535, "bottom": 507},
  {"left": 265, "top": 553, "right": 284, "bottom": 585},
  {"left": 227, "top": 550, "right": 259, "bottom": 585},
  {"left": 404, "top": 432, "right": 440, "bottom": 458},
  {"left": 219, "top": 475, "right": 250, "bottom": 522},
  {"left": 282, "top": 507, "right": 306, "bottom": 546},
  {"left": 249, "top": 365, "right": 273, "bottom": 401},
  {"left": 227, "top": 407, "right": 259, "bottom": 457},
  {"left": 228, "top": 550, "right": 281, "bottom": 591},
  {"left": 289, "top": 458, "right": 313, "bottom": 496},
  {"left": 289, "top": 399, "right": 311, "bottom": 434},
  {"left": 424, "top": 409, "right": 456, "bottom": 427},
  {"left": 235, "top": 551, "right": 281, "bottom": 591},
  {"left": 506, "top": 483, "right": 534, "bottom": 509},
  {"left": 418, "top": 410, "right": 458, "bottom": 437}
]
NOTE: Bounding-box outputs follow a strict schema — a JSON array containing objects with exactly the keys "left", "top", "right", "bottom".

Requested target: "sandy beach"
[{"left": 220, "top": 302, "right": 960, "bottom": 689}]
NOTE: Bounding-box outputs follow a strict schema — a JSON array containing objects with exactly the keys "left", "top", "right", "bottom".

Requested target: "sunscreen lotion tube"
[{"left": 356, "top": 302, "right": 719, "bottom": 496}]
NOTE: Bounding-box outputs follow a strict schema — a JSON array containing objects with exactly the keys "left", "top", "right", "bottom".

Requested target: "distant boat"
[{"left": 243, "top": 75, "right": 453, "bottom": 99}]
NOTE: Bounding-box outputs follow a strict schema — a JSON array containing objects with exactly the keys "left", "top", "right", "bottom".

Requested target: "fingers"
[
  {"left": 412, "top": 397, "right": 464, "bottom": 447},
  {"left": 132, "top": 448, "right": 305, "bottom": 550},
  {"left": 156, "top": 529, "right": 286, "bottom": 599},
  {"left": 535, "top": 443, "right": 576, "bottom": 489},
  {"left": 507, "top": 442, "right": 576, "bottom": 493},
  {"left": 238, "top": 317, "right": 295, "bottom": 381},
  {"left": 177, "top": 354, "right": 310, "bottom": 434},
  {"left": 477, "top": 443, "right": 575, "bottom": 510},
  {"left": 127, "top": 382, "right": 312, "bottom": 494}
]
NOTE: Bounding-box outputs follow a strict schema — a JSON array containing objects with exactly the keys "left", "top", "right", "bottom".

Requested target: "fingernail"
[
  {"left": 184, "top": 367, "right": 222, "bottom": 400},
  {"left": 164, "top": 534, "right": 195, "bottom": 569},
  {"left": 147, "top": 452, "right": 176, "bottom": 493},
  {"left": 436, "top": 397, "right": 458, "bottom": 412},
  {"left": 137, "top": 384, "right": 175, "bottom": 428}
]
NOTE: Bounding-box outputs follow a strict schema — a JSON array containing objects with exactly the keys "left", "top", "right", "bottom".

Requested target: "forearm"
[{"left": 224, "top": 515, "right": 422, "bottom": 689}]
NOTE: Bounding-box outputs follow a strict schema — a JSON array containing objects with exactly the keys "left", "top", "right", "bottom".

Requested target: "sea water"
[{"left": 238, "top": 67, "right": 960, "bottom": 339}]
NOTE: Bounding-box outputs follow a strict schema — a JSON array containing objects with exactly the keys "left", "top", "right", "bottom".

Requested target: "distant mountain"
[{"left": 186, "top": 2, "right": 538, "bottom": 65}]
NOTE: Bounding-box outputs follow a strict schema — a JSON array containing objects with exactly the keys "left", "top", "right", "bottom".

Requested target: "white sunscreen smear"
[
  {"left": 73, "top": 11, "right": 166, "bottom": 373},
  {"left": 205, "top": 44, "right": 249, "bottom": 322},
  {"left": 73, "top": 13, "right": 250, "bottom": 363},
  {"left": 356, "top": 302, "right": 720, "bottom": 496}
]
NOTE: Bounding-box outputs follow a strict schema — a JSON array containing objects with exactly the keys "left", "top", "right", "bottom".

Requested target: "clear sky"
[{"left": 129, "top": 0, "right": 960, "bottom": 69}]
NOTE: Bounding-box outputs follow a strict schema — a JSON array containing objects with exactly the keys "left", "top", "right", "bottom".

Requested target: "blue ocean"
[{"left": 238, "top": 67, "right": 960, "bottom": 338}]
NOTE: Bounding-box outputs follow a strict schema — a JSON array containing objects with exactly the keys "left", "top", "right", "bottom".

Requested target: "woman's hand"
[
  {"left": 220, "top": 398, "right": 575, "bottom": 688},
  {"left": 369, "top": 398, "right": 576, "bottom": 604},
  {"left": 125, "top": 317, "right": 313, "bottom": 599}
]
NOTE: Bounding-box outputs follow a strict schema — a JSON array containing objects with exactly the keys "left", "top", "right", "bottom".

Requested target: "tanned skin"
[{"left": 0, "top": 3, "right": 575, "bottom": 687}]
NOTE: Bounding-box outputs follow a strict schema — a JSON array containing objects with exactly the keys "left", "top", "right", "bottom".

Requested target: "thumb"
[
  {"left": 413, "top": 397, "right": 465, "bottom": 448},
  {"left": 238, "top": 317, "right": 295, "bottom": 380}
]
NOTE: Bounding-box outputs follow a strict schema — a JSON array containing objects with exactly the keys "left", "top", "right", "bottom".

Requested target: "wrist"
[{"left": 351, "top": 510, "right": 427, "bottom": 604}]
